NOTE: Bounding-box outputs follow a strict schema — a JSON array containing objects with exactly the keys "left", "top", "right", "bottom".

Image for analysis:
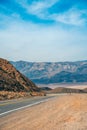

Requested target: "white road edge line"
[{"left": 0, "top": 98, "right": 53, "bottom": 116}]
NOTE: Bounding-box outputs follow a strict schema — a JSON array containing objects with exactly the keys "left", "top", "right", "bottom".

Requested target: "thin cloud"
[
  {"left": 17, "top": 0, "right": 87, "bottom": 26},
  {"left": 17, "top": 0, "right": 58, "bottom": 19},
  {"left": 0, "top": 0, "right": 87, "bottom": 26},
  {"left": 28, "top": 0, "right": 58, "bottom": 16},
  {"left": 0, "top": 0, "right": 87, "bottom": 61},
  {"left": 51, "top": 8, "right": 87, "bottom": 26},
  {"left": 0, "top": 21, "right": 87, "bottom": 61}
]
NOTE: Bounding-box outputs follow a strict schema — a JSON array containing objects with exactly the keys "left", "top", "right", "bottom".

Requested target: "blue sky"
[{"left": 0, "top": 0, "right": 87, "bottom": 61}]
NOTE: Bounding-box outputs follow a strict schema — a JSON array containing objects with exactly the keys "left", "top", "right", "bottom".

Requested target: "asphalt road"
[{"left": 0, "top": 95, "right": 56, "bottom": 117}]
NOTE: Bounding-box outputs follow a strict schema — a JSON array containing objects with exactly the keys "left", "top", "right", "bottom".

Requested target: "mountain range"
[{"left": 11, "top": 60, "right": 87, "bottom": 84}]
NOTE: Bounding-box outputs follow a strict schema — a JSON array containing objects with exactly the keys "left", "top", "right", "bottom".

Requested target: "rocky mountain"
[
  {"left": 11, "top": 61, "right": 87, "bottom": 84},
  {"left": 0, "top": 58, "right": 41, "bottom": 93}
]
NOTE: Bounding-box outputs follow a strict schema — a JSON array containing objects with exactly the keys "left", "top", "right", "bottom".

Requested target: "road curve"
[{"left": 0, "top": 95, "right": 56, "bottom": 117}]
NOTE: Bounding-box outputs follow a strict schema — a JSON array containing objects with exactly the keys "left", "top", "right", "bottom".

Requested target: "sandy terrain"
[{"left": 0, "top": 94, "right": 87, "bottom": 130}]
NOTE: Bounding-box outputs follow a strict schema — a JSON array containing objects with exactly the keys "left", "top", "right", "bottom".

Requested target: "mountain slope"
[
  {"left": 11, "top": 61, "right": 87, "bottom": 84},
  {"left": 0, "top": 58, "right": 40, "bottom": 92},
  {"left": 83, "top": 88, "right": 87, "bottom": 92},
  {"left": 49, "top": 87, "right": 84, "bottom": 94}
]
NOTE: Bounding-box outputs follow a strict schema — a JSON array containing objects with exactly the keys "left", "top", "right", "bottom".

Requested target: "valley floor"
[{"left": 0, "top": 94, "right": 87, "bottom": 130}]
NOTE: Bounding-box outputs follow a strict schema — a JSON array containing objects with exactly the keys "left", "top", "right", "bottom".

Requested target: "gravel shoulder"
[{"left": 0, "top": 94, "right": 87, "bottom": 130}]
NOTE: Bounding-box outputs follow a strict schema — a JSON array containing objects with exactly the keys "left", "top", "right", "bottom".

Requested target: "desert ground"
[{"left": 0, "top": 94, "right": 87, "bottom": 130}]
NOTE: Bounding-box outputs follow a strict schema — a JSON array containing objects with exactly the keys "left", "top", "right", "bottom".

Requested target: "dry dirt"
[{"left": 0, "top": 94, "right": 87, "bottom": 130}]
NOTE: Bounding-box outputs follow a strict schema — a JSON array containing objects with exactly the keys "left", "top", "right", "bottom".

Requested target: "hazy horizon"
[
  {"left": 10, "top": 59, "right": 87, "bottom": 63},
  {"left": 0, "top": 0, "right": 87, "bottom": 62}
]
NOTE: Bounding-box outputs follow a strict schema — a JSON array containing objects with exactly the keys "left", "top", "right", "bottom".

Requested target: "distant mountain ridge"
[
  {"left": 49, "top": 87, "right": 85, "bottom": 94},
  {"left": 11, "top": 60, "right": 87, "bottom": 84}
]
